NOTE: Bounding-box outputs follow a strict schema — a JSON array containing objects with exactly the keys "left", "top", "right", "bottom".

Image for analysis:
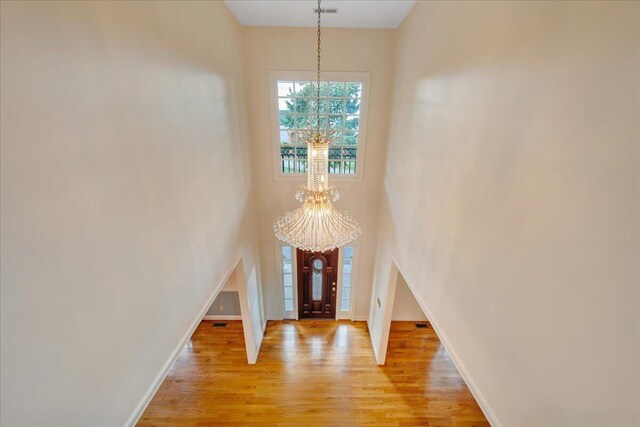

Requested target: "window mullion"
[{"left": 277, "top": 78, "right": 363, "bottom": 176}]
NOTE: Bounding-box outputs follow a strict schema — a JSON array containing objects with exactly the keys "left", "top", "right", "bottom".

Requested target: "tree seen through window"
[{"left": 277, "top": 80, "right": 362, "bottom": 174}]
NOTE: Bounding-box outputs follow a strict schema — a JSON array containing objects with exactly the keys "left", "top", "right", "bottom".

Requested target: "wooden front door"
[{"left": 297, "top": 248, "right": 338, "bottom": 319}]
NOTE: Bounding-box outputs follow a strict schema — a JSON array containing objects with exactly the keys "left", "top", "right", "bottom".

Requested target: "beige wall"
[
  {"left": 369, "top": 1, "right": 639, "bottom": 426},
  {"left": 392, "top": 273, "right": 427, "bottom": 321},
  {"left": 0, "top": 1, "right": 264, "bottom": 425},
  {"left": 241, "top": 26, "right": 395, "bottom": 320},
  {"left": 2, "top": 1, "right": 638, "bottom": 425}
]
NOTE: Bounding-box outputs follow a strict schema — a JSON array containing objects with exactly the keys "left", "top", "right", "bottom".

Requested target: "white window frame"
[
  {"left": 335, "top": 242, "right": 360, "bottom": 320},
  {"left": 269, "top": 70, "right": 371, "bottom": 183},
  {"left": 276, "top": 243, "right": 298, "bottom": 320}
]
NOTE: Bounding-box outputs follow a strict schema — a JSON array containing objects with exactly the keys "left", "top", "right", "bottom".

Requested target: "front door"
[{"left": 296, "top": 248, "right": 338, "bottom": 319}]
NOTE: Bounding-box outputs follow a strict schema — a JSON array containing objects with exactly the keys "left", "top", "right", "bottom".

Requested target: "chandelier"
[{"left": 273, "top": 0, "right": 361, "bottom": 253}]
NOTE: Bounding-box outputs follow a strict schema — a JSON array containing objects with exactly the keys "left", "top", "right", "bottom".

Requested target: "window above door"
[{"left": 269, "top": 71, "right": 371, "bottom": 182}]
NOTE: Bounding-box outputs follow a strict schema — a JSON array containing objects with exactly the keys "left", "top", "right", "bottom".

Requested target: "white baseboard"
[
  {"left": 396, "top": 260, "right": 501, "bottom": 427},
  {"left": 202, "top": 315, "right": 242, "bottom": 320},
  {"left": 126, "top": 253, "right": 242, "bottom": 427},
  {"left": 367, "top": 319, "right": 380, "bottom": 363},
  {"left": 253, "top": 319, "right": 268, "bottom": 360},
  {"left": 390, "top": 317, "right": 429, "bottom": 321},
  {"left": 245, "top": 319, "right": 268, "bottom": 364}
]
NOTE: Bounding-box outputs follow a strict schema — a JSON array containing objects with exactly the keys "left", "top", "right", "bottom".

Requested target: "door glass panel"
[{"left": 312, "top": 259, "right": 323, "bottom": 300}]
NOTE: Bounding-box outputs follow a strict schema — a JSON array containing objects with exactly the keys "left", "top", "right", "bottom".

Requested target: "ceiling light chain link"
[
  {"left": 273, "top": 0, "right": 362, "bottom": 252},
  {"left": 316, "top": 0, "right": 321, "bottom": 133}
]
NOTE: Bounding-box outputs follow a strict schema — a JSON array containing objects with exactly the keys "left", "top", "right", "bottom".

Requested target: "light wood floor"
[{"left": 138, "top": 320, "right": 489, "bottom": 426}]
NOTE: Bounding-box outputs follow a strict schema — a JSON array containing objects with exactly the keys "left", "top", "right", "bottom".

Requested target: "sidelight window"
[
  {"left": 281, "top": 246, "right": 294, "bottom": 313},
  {"left": 340, "top": 246, "right": 354, "bottom": 312},
  {"left": 270, "top": 71, "right": 370, "bottom": 181}
]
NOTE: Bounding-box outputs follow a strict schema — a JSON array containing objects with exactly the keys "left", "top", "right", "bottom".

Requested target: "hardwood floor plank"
[{"left": 138, "top": 320, "right": 488, "bottom": 426}]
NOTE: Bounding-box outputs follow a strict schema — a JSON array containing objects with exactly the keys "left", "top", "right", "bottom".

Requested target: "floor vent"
[
  {"left": 416, "top": 323, "right": 430, "bottom": 329},
  {"left": 212, "top": 322, "right": 227, "bottom": 328}
]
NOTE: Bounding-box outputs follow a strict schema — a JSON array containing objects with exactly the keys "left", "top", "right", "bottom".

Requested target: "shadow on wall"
[
  {"left": 392, "top": 272, "right": 427, "bottom": 321},
  {"left": 205, "top": 262, "right": 242, "bottom": 318},
  {"left": 90, "top": 0, "right": 240, "bottom": 73},
  {"left": 206, "top": 292, "right": 242, "bottom": 317},
  {"left": 92, "top": 0, "right": 252, "bottom": 193}
]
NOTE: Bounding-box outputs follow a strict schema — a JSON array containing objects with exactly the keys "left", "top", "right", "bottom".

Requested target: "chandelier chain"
[
  {"left": 273, "top": 0, "right": 361, "bottom": 253},
  {"left": 316, "top": 0, "right": 321, "bottom": 132}
]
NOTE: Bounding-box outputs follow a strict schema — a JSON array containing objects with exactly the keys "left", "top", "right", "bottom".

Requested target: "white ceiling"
[{"left": 224, "top": 1, "right": 416, "bottom": 29}]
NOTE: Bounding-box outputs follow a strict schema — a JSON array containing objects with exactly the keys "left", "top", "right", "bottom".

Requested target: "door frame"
[
  {"left": 277, "top": 243, "right": 360, "bottom": 321},
  {"left": 296, "top": 248, "right": 338, "bottom": 319},
  {"left": 335, "top": 241, "right": 361, "bottom": 321}
]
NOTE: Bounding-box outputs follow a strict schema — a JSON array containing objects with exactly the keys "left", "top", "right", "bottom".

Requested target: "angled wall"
[
  {"left": 392, "top": 273, "right": 427, "bottom": 321},
  {"left": 370, "top": 1, "right": 639, "bottom": 426},
  {"left": 0, "top": 1, "right": 262, "bottom": 425}
]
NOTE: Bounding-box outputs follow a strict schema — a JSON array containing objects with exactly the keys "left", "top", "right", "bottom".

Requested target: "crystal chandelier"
[{"left": 273, "top": 0, "right": 361, "bottom": 253}]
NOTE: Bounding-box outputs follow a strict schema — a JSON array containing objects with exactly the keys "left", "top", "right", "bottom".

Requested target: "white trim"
[
  {"left": 292, "top": 248, "right": 299, "bottom": 320},
  {"left": 375, "top": 261, "right": 399, "bottom": 365},
  {"left": 348, "top": 243, "right": 361, "bottom": 321},
  {"left": 127, "top": 252, "right": 243, "bottom": 427},
  {"left": 390, "top": 316, "right": 429, "bottom": 321},
  {"left": 276, "top": 242, "right": 298, "bottom": 320},
  {"left": 335, "top": 243, "right": 360, "bottom": 320},
  {"left": 393, "top": 258, "right": 501, "bottom": 427},
  {"left": 268, "top": 70, "right": 371, "bottom": 183},
  {"left": 370, "top": 333, "right": 380, "bottom": 362},
  {"left": 220, "top": 282, "right": 238, "bottom": 291},
  {"left": 336, "top": 249, "right": 344, "bottom": 320},
  {"left": 335, "top": 248, "right": 344, "bottom": 319},
  {"left": 353, "top": 316, "right": 368, "bottom": 321},
  {"left": 202, "top": 315, "right": 243, "bottom": 321},
  {"left": 234, "top": 260, "right": 261, "bottom": 365},
  {"left": 274, "top": 242, "right": 286, "bottom": 318}
]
